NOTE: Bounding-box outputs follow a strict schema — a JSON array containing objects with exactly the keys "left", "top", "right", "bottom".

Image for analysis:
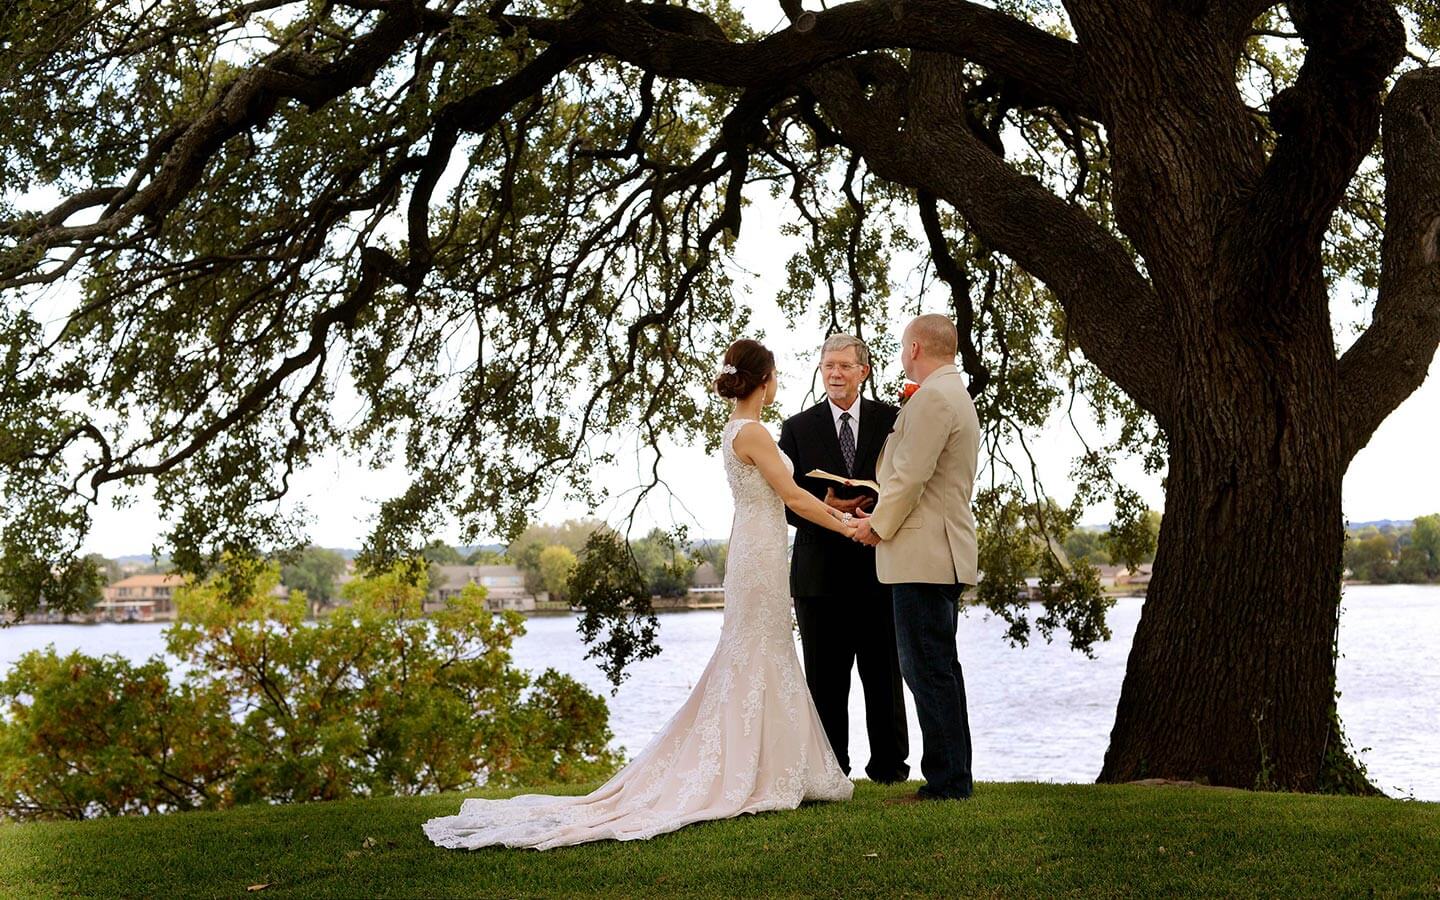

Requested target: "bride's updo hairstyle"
[{"left": 714, "top": 339, "right": 776, "bottom": 399}]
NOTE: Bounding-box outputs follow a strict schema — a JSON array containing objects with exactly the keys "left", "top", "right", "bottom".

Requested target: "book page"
[{"left": 804, "top": 469, "right": 881, "bottom": 493}]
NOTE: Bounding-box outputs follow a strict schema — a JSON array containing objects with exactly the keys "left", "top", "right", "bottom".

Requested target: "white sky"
[{"left": 71, "top": 1, "right": 1440, "bottom": 554}]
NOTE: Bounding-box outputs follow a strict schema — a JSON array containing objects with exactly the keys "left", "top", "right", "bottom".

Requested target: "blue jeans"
[{"left": 892, "top": 582, "right": 973, "bottom": 798}]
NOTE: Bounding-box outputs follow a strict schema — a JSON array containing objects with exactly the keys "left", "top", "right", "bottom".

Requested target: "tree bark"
[{"left": 1098, "top": 268, "right": 1372, "bottom": 791}]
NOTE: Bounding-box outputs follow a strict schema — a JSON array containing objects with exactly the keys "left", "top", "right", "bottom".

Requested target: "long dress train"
[{"left": 422, "top": 418, "right": 852, "bottom": 850}]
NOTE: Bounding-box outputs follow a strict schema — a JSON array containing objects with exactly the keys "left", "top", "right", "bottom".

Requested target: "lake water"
[{"left": 3, "top": 585, "right": 1435, "bottom": 800}]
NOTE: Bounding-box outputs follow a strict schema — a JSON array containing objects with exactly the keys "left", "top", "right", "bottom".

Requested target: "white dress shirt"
[{"left": 828, "top": 397, "right": 860, "bottom": 439}]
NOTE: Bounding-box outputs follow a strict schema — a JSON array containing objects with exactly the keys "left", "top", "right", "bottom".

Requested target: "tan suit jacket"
[{"left": 871, "top": 365, "right": 980, "bottom": 585}]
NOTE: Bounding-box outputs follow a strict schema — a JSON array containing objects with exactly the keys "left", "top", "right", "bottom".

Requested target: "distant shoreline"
[{"left": 11, "top": 582, "right": 1437, "bottom": 627}]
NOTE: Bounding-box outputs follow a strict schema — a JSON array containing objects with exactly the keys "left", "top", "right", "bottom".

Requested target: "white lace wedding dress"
[{"left": 423, "top": 418, "right": 853, "bottom": 850}]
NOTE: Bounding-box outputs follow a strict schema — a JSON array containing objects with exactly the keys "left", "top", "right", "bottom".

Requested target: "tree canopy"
[
  {"left": 4, "top": 0, "right": 1440, "bottom": 789},
  {"left": 1, "top": 1, "right": 1430, "bottom": 610}
]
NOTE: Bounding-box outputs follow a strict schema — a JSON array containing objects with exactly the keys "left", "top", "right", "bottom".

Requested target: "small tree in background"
[
  {"left": 278, "top": 544, "right": 348, "bottom": 616},
  {"left": 538, "top": 545, "right": 578, "bottom": 603},
  {"left": 419, "top": 539, "right": 466, "bottom": 565},
  {"left": 509, "top": 520, "right": 603, "bottom": 597},
  {"left": 631, "top": 529, "right": 698, "bottom": 599},
  {"left": 1410, "top": 514, "right": 1440, "bottom": 580}
]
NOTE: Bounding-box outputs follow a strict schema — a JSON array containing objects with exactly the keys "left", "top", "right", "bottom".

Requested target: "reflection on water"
[{"left": 3, "top": 585, "right": 1435, "bottom": 800}]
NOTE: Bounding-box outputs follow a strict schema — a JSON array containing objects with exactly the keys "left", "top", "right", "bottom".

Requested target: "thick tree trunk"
[{"left": 1098, "top": 280, "right": 1375, "bottom": 793}]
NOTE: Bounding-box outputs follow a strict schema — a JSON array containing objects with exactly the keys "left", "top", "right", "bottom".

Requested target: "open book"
[{"left": 805, "top": 469, "right": 881, "bottom": 493}]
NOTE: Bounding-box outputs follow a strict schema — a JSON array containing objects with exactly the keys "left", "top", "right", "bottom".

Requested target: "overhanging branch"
[
  {"left": 1337, "top": 67, "right": 1440, "bottom": 461},
  {"left": 918, "top": 190, "right": 991, "bottom": 397},
  {"left": 505, "top": 0, "right": 1100, "bottom": 120},
  {"left": 807, "top": 52, "right": 1174, "bottom": 421}
]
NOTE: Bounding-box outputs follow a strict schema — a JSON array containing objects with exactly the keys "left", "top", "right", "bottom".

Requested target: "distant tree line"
[
  {"left": 1060, "top": 510, "right": 1163, "bottom": 568},
  {"left": 504, "top": 520, "right": 718, "bottom": 603},
  {"left": 37, "top": 522, "right": 728, "bottom": 622},
  {"left": 1344, "top": 516, "right": 1440, "bottom": 584},
  {"left": 1060, "top": 511, "right": 1440, "bottom": 587}
]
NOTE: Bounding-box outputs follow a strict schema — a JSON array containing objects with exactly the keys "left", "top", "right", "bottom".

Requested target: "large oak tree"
[{"left": 3, "top": 0, "right": 1438, "bottom": 791}]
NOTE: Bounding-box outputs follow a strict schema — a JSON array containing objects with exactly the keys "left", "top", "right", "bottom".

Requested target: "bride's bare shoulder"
[
  {"left": 730, "top": 420, "right": 773, "bottom": 444},
  {"left": 729, "top": 420, "right": 776, "bottom": 463}
]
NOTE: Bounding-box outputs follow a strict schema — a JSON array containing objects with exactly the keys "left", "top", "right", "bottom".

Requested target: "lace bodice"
[
  {"left": 722, "top": 418, "right": 792, "bottom": 515},
  {"left": 717, "top": 418, "right": 796, "bottom": 648}
]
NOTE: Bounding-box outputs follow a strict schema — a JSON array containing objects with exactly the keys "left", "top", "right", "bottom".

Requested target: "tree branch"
[
  {"left": 507, "top": 0, "right": 1100, "bottom": 120},
  {"left": 1, "top": 2, "right": 450, "bottom": 282},
  {"left": 918, "top": 189, "right": 991, "bottom": 397},
  {"left": 808, "top": 52, "right": 1174, "bottom": 421},
  {"left": 1337, "top": 67, "right": 1440, "bottom": 461},
  {"left": 1225, "top": 0, "right": 1403, "bottom": 315}
]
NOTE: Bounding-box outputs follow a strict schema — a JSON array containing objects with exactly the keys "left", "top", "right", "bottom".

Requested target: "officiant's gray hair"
[{"left": 820, "top": 333, "right": 871, "bottom": 369}]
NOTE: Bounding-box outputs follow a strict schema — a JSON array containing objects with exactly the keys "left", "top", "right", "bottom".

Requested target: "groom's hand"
[{"left": 851, "top": 509, "right": 881, "bottom": 546}]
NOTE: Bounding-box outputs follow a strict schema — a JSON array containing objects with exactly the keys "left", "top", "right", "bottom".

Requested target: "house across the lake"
[
  {"left": 429, "top": 565, "right": 538, "bottom": 612},
  {"left": 1095, "top": 563, "right": 1153, "bottom": 595},
  {"left": 97, "top": 573, "right": 186, "bottom": 622}
]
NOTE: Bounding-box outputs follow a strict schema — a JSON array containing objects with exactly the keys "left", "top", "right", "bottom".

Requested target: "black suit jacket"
[{"left": 778, "top": 397, "right": 899, "bottom": 598}]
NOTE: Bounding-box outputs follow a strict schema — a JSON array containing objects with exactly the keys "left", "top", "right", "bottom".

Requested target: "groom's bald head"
[{"left": 905, "top": 314, "right": 958, "bottom": 359}]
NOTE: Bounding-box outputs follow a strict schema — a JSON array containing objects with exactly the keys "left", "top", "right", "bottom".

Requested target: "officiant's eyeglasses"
[{"left": 820, "top": 363, "right": 864, "bottom": 374}]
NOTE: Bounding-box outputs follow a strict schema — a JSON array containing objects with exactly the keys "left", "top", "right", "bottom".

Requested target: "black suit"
[{"left": 778, "top": 398, "right": 909, "bottom": 783}]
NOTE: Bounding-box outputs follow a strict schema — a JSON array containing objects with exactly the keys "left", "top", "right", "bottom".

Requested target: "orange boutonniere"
[{"left": 899, "top": 381, "right": 920, "bottom": 405}]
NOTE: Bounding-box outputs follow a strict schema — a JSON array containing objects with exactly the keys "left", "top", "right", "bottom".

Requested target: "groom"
[{"left": 853, "top": 314, "right": 980, "bottom": 801}]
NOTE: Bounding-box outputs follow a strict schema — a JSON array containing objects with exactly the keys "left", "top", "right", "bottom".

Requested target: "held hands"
[
  {"left": 849, "top": 507, "right": 881, "bottom": 546},
  {"left": 829, "top": 504, "right": 861, "bottom": 539}
]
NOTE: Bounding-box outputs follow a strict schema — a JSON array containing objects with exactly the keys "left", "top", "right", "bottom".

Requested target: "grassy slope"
[{"left": 2, "top": 781, "right": 1438, "bottom": 898}]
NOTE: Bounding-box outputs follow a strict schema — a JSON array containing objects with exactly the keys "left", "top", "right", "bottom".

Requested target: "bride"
[{"left": 423, "top": 338, "right": 859, "bottom": 850}]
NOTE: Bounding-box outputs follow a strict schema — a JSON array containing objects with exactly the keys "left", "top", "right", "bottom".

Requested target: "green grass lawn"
[{"left": 2, "top": 781, "right": 1437, "bottom": 898}]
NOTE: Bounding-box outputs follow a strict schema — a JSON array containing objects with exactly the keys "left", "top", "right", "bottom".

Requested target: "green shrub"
[{"left": 0, "top": 562, "right": 619, "bottom": 820}]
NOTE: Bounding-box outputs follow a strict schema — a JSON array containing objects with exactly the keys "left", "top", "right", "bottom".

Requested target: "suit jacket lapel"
[
  {"left": 854, "top": 398, "right": 887, "bottom": 475},
  {"left": 878, "top": 397, "right": 913, "bottom": 471}
]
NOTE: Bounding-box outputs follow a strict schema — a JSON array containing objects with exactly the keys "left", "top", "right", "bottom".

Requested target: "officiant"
[{"left": 778, "top": 334, "right": 909, "bottom": 784}]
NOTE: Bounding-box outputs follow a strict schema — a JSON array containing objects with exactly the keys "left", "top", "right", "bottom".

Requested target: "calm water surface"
[{"left": 3, "top": 585, "right": 1435, "bottom": 800}]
